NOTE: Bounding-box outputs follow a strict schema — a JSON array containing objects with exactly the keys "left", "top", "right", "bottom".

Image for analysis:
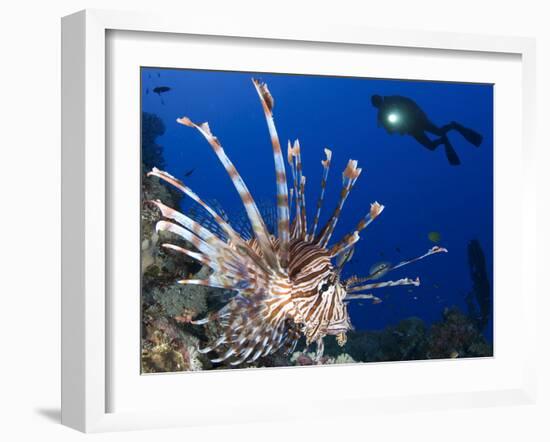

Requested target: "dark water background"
[{"left": 141, "top": 67, "right": 493, "bottom": 343}]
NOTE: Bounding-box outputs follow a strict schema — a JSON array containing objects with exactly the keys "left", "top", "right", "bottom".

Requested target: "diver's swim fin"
[
  {"left": 452, "top": 122, "right": 483, "bottom": 147},
  {"left": 443, "top": 138, "right": 461, "bottom": 166}
]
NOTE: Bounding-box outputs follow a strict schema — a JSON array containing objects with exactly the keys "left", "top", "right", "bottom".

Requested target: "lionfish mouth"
[{"left": 147, "top": 78, "right": 447, "bottom": 366}]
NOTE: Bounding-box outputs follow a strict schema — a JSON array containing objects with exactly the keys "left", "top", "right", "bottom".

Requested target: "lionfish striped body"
[{"left": 148, "top": 79, "right": 447, "bottom": 366}]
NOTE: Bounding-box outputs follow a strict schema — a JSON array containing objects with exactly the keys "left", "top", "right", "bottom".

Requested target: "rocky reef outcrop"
[
  {"left": 320, "top": 308, "right": 492, "bottom": 364},
  {"left": 140, "top": 112, "right": 222, "bottom": 374}
]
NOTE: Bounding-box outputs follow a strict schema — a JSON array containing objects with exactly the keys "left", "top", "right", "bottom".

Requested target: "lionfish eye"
[{"left": 320, "top": 283, "right": 330, "bottom": 293}]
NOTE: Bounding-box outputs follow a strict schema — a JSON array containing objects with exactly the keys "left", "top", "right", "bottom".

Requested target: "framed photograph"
[{"left": 61, "top": 9, "right": 537, "bottom": 432}]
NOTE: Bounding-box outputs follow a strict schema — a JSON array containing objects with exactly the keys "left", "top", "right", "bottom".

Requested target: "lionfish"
[{"left": 148, "top": 79, "right": 447, "bottom": 366}]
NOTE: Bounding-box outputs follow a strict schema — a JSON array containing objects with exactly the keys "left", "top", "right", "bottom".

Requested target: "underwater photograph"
[{"left": 140, "top": 67, "right": 493, "bottom": 373}]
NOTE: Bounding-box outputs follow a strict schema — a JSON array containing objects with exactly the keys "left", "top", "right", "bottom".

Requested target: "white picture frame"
[{"left": 61, "top": 9, "right": 537, "bottom": 433}]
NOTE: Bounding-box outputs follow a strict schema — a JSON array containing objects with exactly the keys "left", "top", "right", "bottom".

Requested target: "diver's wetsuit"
[{"left": 372, "top": 95, "right": 482, "bottom": 166}]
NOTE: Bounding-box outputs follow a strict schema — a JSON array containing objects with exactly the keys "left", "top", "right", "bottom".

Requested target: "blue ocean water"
[{"left": 141, "top": 68, "right": 493, "bottom": 343}]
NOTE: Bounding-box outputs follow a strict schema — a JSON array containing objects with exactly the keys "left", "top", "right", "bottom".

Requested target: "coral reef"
[
  {"left": 333, "top": 317, "right": 427, "bottom": 362},
  {"left": 141, "top": 313, "right": 206, "bottom": 373},
  {"left": 141, "top": 111, "right": 224, "bottom": 374},
  {"left": 150, "top": 265, "right": 210, "bottom": 318},
  {"left": 141, "top": 112, "right": 166, "bottom": 173},
  {"left": 323, "top": 308, "right": 492, "bottom": 364},
  {"left": 426, "top": 307, "right": 492, "bottom": 359},
  {"left": 290, "top": 351, "right": 357, "bottom": 366}
]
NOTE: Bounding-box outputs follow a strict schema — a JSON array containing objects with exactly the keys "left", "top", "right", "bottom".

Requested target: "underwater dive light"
[{"left": 387, "top": 112, "right": 400, "bottom": 124}]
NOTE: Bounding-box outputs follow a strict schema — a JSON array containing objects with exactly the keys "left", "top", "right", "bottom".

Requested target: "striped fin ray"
[
  {"left": 390, "top": 246, "right": 448, "bottom": 271},
  {"left": 200, "top": 294, "right": 298, "bottom": 365},
  {"left": 287, "top": 140, "right": 302, "bottom": 238},
  {"left": 149, "top": 200, "right": 227, "bottom": 249},
  {"left": 156, "top": 222, "right": 259, "bottom": 288},
  {"left": 346, "top": 246, "right": 448, "bottom": 289},
  {"left": 292, "top": 140, "right": 308, "bottom": 239},
  {"left": 329, "top": 201, "right": 385, "bottom": 258},
  {"left": 299, "top": 175, "right": 307, "bottom": 238},
  {"left": 148, "top": 168, "right": 272, "bottom": 277},
  {"left": 330, "top": 232, "right": 359, "bottom": 260},
  {"left": 344, "top": 293, "right": 382, "bottom": 303},
  {"left": 155, "top": 220, "right": 217, "bottom": 258},
  {"left": 148, "top": 169, "right": 275, "bottom": 295},
  {"left": 309, "top": 148, "right": 332, "bottom": 241},
  {"left": 346, "top": 277, "right": 421, "bottom": 294},
  {"left": 177, "top": 276, "right": 236, "bottom": 290},
  {"left": 164, "top": 244, "right": 260, "bottom": 292},
  {"left": 316, "top": 159, "right": 362, "bottom": 248},
  {"left": 287, "top": 140, "right": 308, "bottom": 239},
  {"left": 161, "top": 243, "right": 221, "bottom": 272},
  {"left": 148, "top": 168, "right": 240, "bottom": 244},
  {"left": 177, "top": 117, "right": 280, "bottom": 273},
  {"left": 252, "top": 79, "right": 291, "bottom": 269}
]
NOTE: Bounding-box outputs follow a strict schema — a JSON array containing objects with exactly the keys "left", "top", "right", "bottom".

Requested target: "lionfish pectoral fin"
[
  {"left": 344, "top": 245, "right": 447, "bottom": 289},
  {"left": 346, "top": 277, "right": 420, "bottom": 294},
  {"left": 344, "top": 293, "right": 383, "bottom": 304},
  {"left": 210, "top": 347, "right": 236, "bottom": 363},
  {"left": 199, "top": 296, "right": 299, "bottom": 366},
  {"left": 176, "top": 116, "right": 280, "bottom": 273},
  {"left": 390, "top": 246, "right": 448, "bottom": 272}
]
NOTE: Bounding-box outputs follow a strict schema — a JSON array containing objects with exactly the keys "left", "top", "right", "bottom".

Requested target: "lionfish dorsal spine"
[
  {"left": 287, "top": 139, "right": 305, "bottom": 240},
  {"left": 316, "top": 159, "right": 362, "bottom": 248},
  {"left": 309, "top": 148, "right": 332, "bottom": 241},
  {"left": 147, "top": 168, "right": 272, "bottom": 278},
  {"left": 176, "top": 116, "right": 280, "bottom": 274},
  {"left": 150, "top": 200, "right": 226, "bottom": 250},
  {"left": 328, "top": 202, "right": 385, "bottom": 258},
  {"left": 252, "top": 78, "right": 291, "bottom": 269}
]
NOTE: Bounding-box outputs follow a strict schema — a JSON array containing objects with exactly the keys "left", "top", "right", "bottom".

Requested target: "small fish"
[
  {"left": 413, "top": 296, "right": 418, "bottom": 300},
  {"left": 153, "top": 86, "right": 172, "bottom": 105},
  {"left": 368, "top": 261, "right": 391, "bottom": 280},
  {"left": 372, "top": 297, "right": 383, "bottom": 305},
  {"left": 153, "top": 86, "right": 171, "bottom": 95},
  {"left": 395, "top": 247, "right": 401, "bottom": 254},
  {"left": 184, "top": 168, "right": 195, "bottom": 177},
  {"left": 450, "top": 350, "right": 459, "bottom": 359},
  {"left": 428, "top": 231, "right": 441, "bottom": 243}
]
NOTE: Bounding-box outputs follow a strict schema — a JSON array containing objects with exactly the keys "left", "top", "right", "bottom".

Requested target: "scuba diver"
[{"left": 371, "top": 94, "right": 483, "bottom": 166}]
